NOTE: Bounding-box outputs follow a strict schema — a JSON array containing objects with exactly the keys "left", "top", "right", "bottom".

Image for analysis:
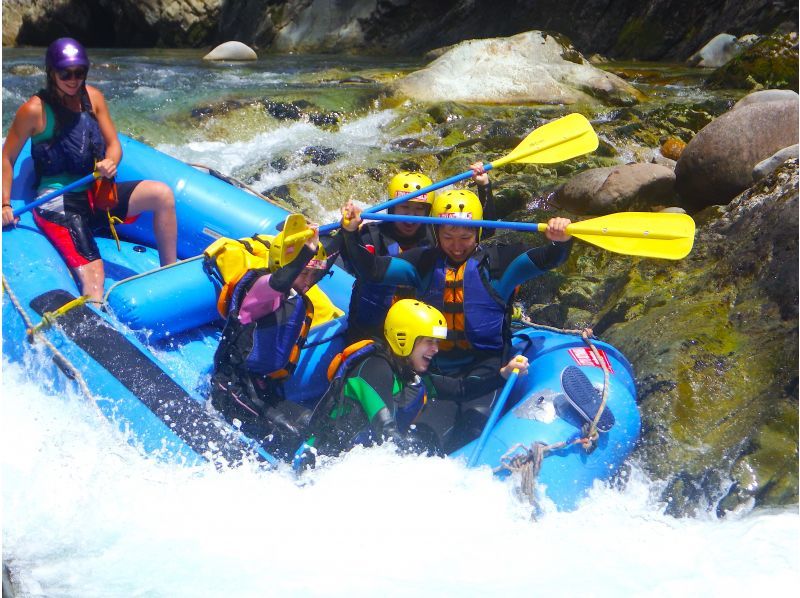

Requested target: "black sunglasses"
[{"left": 55, "top": 68, "right": 87, "bottom": 81}]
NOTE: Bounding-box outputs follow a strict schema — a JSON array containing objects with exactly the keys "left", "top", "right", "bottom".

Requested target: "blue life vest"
[
  {"left": 349, "top": 223, "right": 431, "bottom": 334},
  {"left": 351, "top": 238, "right": 402, "bottom": 331},
  {"left": 31, "top": 91, "right": 106, "bottom": 181},
  {"left": 225, "top": 270, "right": 314, "bottom": 380},
  {"left": 420, "top": 251, "right": 506, "bottom": 352}
]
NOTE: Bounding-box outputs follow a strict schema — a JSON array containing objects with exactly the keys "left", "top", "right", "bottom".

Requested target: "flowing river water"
[{"left": 2, "top": 48, "right": 798, "bottom": 596}]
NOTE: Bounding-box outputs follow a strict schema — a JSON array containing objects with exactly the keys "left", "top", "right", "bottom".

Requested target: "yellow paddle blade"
[
  {"left": 543, "top": 212, "right": 696, "bottom": 260},
  {"left": 492, "top": 113, "right": 598, "bottom": 167},
  {"left": 269, "top": 214, "right": 312, "bottom": 269}
]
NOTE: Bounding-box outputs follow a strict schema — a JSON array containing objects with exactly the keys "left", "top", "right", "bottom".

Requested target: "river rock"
[
  {"left": 393, "top": 31, "right": 642, "bottom": 106},
  {"left": 752, "top": 144, "right": 799, "bottom": 181},
  {"left": 733, "top": 89, "right": 799, "bottom": 110},
  {"left": 603, "top": 160, "right": 799, "bottom": 516},
  {"left": 706, "top": 31, "right": 799, "bottom": 90},
  {"left": 675, "top": 99, "right": 799, "bottom": 210},
  {"left": 660, "top": 137, "right": 686, "bottom": 161},
  {"left": 521, "top": 159, "right": 798, "bottom": 516},
  {"left": 203, "top": 41, "right": 257, "bottom": 61},
  {"left": 302, "top": 146, "right": 339, "bottom": 166},
  {"left": 555, "top": 163, "right": 676, "bottom": 214},
  {"left": 686, "top": 33, "right": 740, "bottom": 67}
]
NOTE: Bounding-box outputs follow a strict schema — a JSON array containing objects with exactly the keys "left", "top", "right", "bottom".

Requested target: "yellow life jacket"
[
  {"left": 306, "top": 284, "right": 345, "bottom": 327},
  {"left": 204, "top": 235, "right": 273, "bottom": 318},
  {"left": 204, "top": 235, "right": 344, "bottom": 327}
]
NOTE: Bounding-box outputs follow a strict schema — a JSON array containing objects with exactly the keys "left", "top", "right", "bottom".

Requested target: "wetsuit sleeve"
[
  {"left": 492, "top": 240, "right": 573, "bottom": 301},
  {"left": 268, "top": 244, "right": 315, "bottom": 293},
  {"left": 477, "top": 181, "right": 496, "bottom": 239},
  {"left": 320, "top": 231, "right": 343, "bottom": 267},
  {"left": 426, "top": 371, "right": 506, "bottom": 402},
  {"left": 342, "top": 228, "right": 423, "bottom": 287}
]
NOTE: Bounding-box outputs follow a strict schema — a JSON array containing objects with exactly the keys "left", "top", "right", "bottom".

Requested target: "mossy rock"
[
  {"left": 706, "top": 32, "right": 799, "bottom": 91},
  {"left": 603, "top": 163, "right": 798, "bottom": 515}
]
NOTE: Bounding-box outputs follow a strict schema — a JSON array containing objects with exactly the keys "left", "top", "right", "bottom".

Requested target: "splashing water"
[{"left": 2, "top": 358, "right": 797, "bottom": 597}]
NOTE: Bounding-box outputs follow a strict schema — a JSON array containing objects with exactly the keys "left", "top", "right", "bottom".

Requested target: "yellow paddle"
[
  {"left": 492, "top": 113, "right": 599, "bottom": 167},
  {"left": 269, "top": 214, "right": 315, "bottom": 269},
  {"left": 541, "top": 211, "right": 696, "bottom": 260},
  {"left": 319, "top": 113, "right": 599, "bottom": 234},
  {"left": 360, "top": 211, "right": 697, "bottom": 260}
]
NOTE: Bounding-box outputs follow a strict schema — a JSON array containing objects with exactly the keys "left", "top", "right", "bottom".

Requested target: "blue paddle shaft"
[
  {"left": 360, "top": 212, "right": 544, "bottom": 233},
  {"left": 11, "top": 172, "right": 98, "bottom": 218},
  {"left": 468, "top": 369, "right": 520, "bottom": 467},
  {"left": 318, "top": 163, "right": 494, "bottom": 234}
]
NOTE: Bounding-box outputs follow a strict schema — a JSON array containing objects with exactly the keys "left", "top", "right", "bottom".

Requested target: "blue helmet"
[{"left": 45, "top": 38, "right": 90, "bottom": 71}]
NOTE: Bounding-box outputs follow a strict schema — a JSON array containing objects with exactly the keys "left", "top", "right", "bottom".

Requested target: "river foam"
[{"left": 2, "top": 358, "right": 798, "bottom": 597}]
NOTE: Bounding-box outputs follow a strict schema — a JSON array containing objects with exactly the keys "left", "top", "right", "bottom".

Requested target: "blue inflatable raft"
[{"left": 2, "top": 135, "right": 640, "bottom": 509}]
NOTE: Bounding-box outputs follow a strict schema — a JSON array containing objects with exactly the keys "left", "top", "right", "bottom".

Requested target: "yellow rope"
[
  {"left": 26, "top": 294, "right": 90, "bottom": 337},
  {"left": 107, "top": 212, "right": 124, "bottom": 251},
  {"left": 2, "top": 275, "right": 97, "bottom": 405}
]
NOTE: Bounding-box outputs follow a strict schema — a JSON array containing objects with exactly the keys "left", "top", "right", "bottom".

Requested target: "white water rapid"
[{"left": 2, "top": 358, "right": 798, "bottom": 597}]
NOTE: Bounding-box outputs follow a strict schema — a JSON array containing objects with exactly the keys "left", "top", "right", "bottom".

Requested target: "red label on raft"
[{"left": 568, "top": 348, "right": 614, "bottom": 373}]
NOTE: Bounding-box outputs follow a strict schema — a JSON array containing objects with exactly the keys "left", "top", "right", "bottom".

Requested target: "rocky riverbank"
[{"left": 3, "top": 0, "right": 797, "bottom": 62}]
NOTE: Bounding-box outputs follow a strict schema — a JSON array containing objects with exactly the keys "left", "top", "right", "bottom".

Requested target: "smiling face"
[
  {"left": 437, "top": 225, "right": 478, "bottom": 263},
  {"left": 408, "top": 336, "right": 440, "bottom": 373},
  {"left": 51, "top": 67, "right": 87, "bottom": 97},
  {"left": 392, "top": 201, "right": 430, "bottom": 238}
]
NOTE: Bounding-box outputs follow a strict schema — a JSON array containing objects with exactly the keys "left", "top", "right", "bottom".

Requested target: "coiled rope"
[{"left": 500, "top": 314, "right": 614, "bottom": 515}]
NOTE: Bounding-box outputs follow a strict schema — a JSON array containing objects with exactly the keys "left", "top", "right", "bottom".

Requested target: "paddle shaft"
[
  {"left": 317, "top": 164, "right": 493, "bottom": 234},
  {"left": 11, "top": 172, "right": 99, "bottom": 218},
  {"left": 467, "top": 368, "right": 520, "bottom": 467},
  {"left": 359, "top": 212, "right": 688, "bottom": 241}
]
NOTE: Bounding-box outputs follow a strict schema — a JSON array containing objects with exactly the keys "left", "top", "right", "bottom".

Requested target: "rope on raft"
[
  {"left": 498, "top": 314, "right": 614, "bottom": 516},
  {"left": 2, "top": 274, "right": 100, "bottom": 412},
  {"left": 187, "top": 163, "right": 297, "bottom": 213}
]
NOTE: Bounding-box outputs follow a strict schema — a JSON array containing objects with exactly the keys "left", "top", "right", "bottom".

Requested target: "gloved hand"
[
  {"left": 376, "top": 414, "right": 426, "bottom": 455},
  {"left": 263, "top": 406, "right": 302, "bottom": 438}
]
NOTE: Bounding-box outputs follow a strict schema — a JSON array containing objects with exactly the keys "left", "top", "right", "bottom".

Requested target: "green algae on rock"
[{"left": 706, "top": 32, "right": 799, "bottom": 91}]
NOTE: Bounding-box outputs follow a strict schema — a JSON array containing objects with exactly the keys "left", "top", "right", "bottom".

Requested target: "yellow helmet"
[
  {"left": 430, "top": 189, "right": 483, "bottom": 221},
  {"left": 384, "top": 299, "right": 448, "bottom": 357},
  {"left": 387, "top": 171, "right": 434, "bottom": 206},
  {"left": 268, "top": 213, "right": 327, "bottom": 270}
]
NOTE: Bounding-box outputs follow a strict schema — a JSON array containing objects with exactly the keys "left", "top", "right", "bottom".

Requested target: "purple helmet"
[{"left": 45, "top": 38, "right": 90, "bottom": 71}]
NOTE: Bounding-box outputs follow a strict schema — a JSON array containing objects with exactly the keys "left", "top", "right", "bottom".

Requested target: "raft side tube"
[{"left": 114, "top": 136, "right": 295, "bottom": 257}]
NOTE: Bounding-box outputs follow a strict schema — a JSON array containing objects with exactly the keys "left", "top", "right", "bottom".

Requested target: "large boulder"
[
  {"left": 686, "top": 33, "right": 741, "bottom": 67},
  {"left": 203, "top": 41, "right": 257, "bottom": 61},
  {"left": 675, "top": 98, "right": 799, "bottom": 210},
  {"left": 555, "top": 163, "right": 676, "bottom": 214},
  {"left": 733, "top": 89, "right": 799, "bottom": 110},
  {"left": 393, "top": 31, "right": 643, "bottom": 106},
  {"left": 608, "top": 161, "right": 799, "bottom": 516},
  {"left": 706, "top": 32, "right": 799, "bottom": 90}
]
